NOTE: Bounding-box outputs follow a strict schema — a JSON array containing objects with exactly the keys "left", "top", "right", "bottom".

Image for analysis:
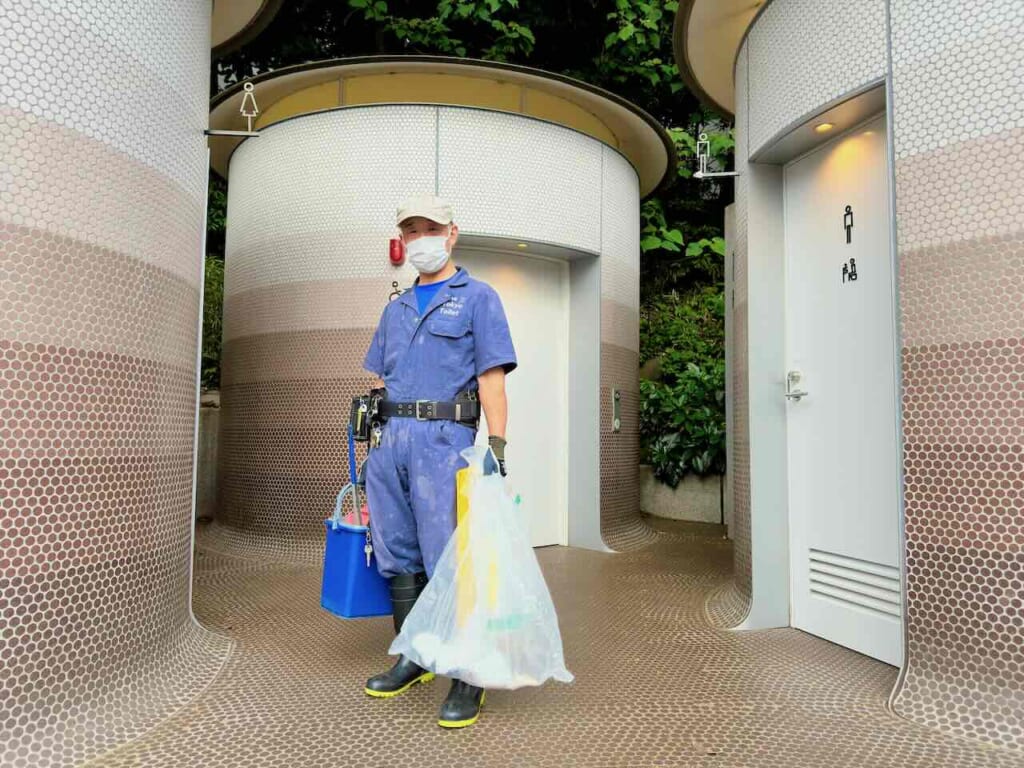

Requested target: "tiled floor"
[{"left": 89, "top": 519, "right": 1023, "bottom": 767}]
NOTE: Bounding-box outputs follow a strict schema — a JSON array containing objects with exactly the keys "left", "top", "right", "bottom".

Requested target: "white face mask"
[{"left": 405, "top": 234, "right": 450, "bottom": 274}]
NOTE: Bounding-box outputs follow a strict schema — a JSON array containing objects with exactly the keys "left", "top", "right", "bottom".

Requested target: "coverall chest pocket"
[{"left": 426, "top": 317, "right": 474, "bottom": 384}]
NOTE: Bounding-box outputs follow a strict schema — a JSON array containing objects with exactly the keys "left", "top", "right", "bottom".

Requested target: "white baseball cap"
[{"left": 396, "top": 194, "right": 454, "bottom": 226}]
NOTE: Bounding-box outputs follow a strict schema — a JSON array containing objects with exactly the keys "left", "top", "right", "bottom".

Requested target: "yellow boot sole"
[
  {"left": 438, "top": 692, "right": 486, "bottom": 728},
  {"left": 364, "top": 672, "right": 436, "bottom": 699}
]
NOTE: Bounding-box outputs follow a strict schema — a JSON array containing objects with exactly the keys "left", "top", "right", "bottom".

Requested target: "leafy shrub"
[
  {"left": 639, "top": 287, "right": 726, "bottom": 486},
  {"left": 201, "top": 256, "right": 224, "bottom": 391}
]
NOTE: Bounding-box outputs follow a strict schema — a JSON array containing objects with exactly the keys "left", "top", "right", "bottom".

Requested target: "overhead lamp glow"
[
  {"left": 516, "top": 243, "right": 528, "bottom": 249},
  {"left": 815, "top": 122, "right": 835, "bottom": 133}
]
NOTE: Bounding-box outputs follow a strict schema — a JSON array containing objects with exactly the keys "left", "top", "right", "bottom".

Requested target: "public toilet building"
[
  {"left": 675, "top": 0, "right": 1023, "bottom": 750},
  {"left": 207, "top": 57, "right": 672, "bottom": 560}
]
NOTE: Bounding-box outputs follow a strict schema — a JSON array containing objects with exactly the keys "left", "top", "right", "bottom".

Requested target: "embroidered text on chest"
[{"left": 438, "top": 296, "right": 466, "bottom": 318}]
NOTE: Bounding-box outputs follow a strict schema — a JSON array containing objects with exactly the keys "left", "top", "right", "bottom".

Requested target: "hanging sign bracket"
[
  {"left": 694, "top": 132, "right": 740, "bottom": 179},
  {"left": 205, "top": 82, "right": 261, "bottom": 138}
]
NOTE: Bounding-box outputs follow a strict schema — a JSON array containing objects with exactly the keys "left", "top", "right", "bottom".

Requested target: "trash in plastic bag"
[{"left": 389, "top": 445, "right": 574, "bottom": 690}]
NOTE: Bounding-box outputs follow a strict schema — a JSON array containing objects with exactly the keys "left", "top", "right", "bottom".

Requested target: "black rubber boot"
[
  {"left": 364, "top": 572, "right": 433, "bottom": 698},
  {"left": 437, "top": 679, "right": 486, "bottom": 728},
  {"left": 389, "top": 571, "right": 428, "bottom": 634}
]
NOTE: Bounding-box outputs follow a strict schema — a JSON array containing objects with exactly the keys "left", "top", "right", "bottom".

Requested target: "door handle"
[{"left": 786, "top": 371, "right": 808, "bottom": 402}]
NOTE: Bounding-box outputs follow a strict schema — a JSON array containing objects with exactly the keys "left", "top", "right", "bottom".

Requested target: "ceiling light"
[
  {"left": 815, "top": 122, "right": 835, "bottom": 133},
  {"left": 516, "top": 243, "right": 528, "bottom": 249}
]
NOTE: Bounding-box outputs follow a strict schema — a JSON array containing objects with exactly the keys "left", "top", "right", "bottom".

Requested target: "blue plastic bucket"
[{"left": 320, "top": 520, "right": 391, "bottom": 618}]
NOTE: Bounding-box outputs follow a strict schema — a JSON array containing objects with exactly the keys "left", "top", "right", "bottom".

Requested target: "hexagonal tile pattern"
[
  {"left": 438, "top": 108, "right": 603, "bottom": 252},
  {"left": 600, "top": 147, "right": 648, "bottom": 551},
  {"left": 1, "top": 3, "right": 225, "bottom": 766},
  {"left": 726, "top": 42, "right": 753, "bottom": 621},
  {"left": 889, "top": 0, "right": 1024, "bottom": 157},
  {"left": 85, "top": 520, "right": 1024, "bottom": 767},
  {"left": 733, "top": 0, "right": 1023, "bottom": 750},
  {"left": 889, "top": 0, "right": 1024, "bottom": 751},
  {"left": 746, "top": 0, "right": 887, "bottom": 155},
  {"left": 0, "top": 0, "right": 210, "bottom": 192}
]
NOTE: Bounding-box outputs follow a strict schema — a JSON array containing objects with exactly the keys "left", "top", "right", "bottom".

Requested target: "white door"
[
  {"left": 784, "top": 114, "right": 903, "bottom": 666},
  {"left": 454, "top": 248, "right": 569, "bottom": 547}
]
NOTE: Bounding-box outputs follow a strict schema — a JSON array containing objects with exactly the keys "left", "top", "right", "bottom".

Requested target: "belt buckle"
[{"left": 415, "top": 400, "right": 431, "bottom": 421}]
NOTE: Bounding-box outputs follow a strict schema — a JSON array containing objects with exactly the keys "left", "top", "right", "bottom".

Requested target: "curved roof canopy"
[
  {"left": 209, "top": 56, "right": 675, "bottom": 198},
  {"left": 212, "top": 0, "right": 283, "bottom": 57},
  {"left": 672, "top": 0, "right": 764, "bottom": 118}
]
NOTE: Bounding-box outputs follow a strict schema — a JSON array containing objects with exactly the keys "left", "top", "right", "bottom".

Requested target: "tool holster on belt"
[{"left": 350, "top": 388, "right": 387, "bottom": 442}]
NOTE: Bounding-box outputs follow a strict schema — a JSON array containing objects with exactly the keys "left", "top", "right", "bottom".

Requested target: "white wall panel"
[
  {"left": 224, "top": 106, "right": 436, "bottom": 296},
  {"left": 0, "top": 0, "right": 210, "bottom": 192},
  {"left": 438, "top": 108, "right": 603, "bottom": 253},
  {"left": 746, "top": 0, "right": 886, "bottom": 155},
  {"left": 890, "top": 1, "right": 1024, "bottom": 157},
  {"left": 599, "top": 147, "right": 640, "bottom": 309}
]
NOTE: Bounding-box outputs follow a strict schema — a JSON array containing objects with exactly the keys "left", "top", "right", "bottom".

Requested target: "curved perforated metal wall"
[
  {"left": 746, "top": 0, "right": 887, "bottom": 154},
  {"left": 599, "top": 148, "right": 653, "bottom": 550},
  {"left": 218, "top": 105, "right": 644, "bottom": 561},
  {"left": 732, "top": 0, "right": 1024, "bottom": 751},
  {"left": 0, "top": 2, "right": 230, "bottom": 766},
  {"left": 888, "top": 0, "right": 1024, "bottom": 751},
  {"left": 711, "top": 41, "right": 753, "bottom": 627}
]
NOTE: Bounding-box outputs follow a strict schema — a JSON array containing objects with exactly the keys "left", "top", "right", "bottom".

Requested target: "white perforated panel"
[
  {"left": 746, "top": 0, "right": 887, "bottom": 154},
  {"left": 599, "top": 147, "right": 640, "bottom": 308},
  {"left": 1, "top": 3, "right": 225, "bottom": 767},
  {"left": 890, "top": 1, "right": 1024, "bottom": 157},
  {"left": 728, "top": 42, "right": 753, "bottom": 620},
  {"left": 888, "top": 0, "right": 1024, "bottom": 752},
  {"left": 438, "top": 108, "right": 603, "bottom": 253},
  {"left": 0, "top": 0, "right": 210, "bottom": 193},
  {"left": 224, "top": 106, "right": 436, "bottom": 295}
]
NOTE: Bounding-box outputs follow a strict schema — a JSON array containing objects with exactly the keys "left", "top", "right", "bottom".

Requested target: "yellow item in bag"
[{"left": 455, "top": 463, "right": 477, "bottom": 628}]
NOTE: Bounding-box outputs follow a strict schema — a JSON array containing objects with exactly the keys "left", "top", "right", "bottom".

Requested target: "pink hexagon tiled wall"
[
  {"left": 888, "top": 0, "right": 1024, "bottom": 750},
  {"left": 0, "top": 2, "right": 230, "bottom": 767},
  {"left": 730, "top": 0, "right": 1023, "bottom": 751}
]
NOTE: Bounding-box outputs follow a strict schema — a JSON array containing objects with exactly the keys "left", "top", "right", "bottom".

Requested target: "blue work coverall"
[{"left": 363, "top": 267, "right": 517, "bottom": 579}]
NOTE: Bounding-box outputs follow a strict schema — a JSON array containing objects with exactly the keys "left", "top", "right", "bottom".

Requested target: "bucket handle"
[{"left": 330, "top": 483, "right": 363, "bottom": 529}]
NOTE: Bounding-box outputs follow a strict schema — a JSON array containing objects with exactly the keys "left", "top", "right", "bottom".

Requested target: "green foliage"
[
  {"left": 640, "top": 286, "right": 723, "bottom": 366},
  {"left": 344, "top": 0, "right": 534, "bottom": 60},
  {"left": 201, "top": 256, "right": 224, "bottom": 391},
  {"left": 639, "top": 288, "right": 725, "bottom": 485},
  {"left": 597, "top": 0, "right": 676, "bottom": 92},
  {"left": 641, "top": 200, "right": 725, "bottom": 297},
  {"left": 200, "top": 172, "right": 227, "bottom": 391}
]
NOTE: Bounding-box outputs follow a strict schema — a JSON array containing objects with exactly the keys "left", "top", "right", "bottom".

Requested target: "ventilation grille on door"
[{"left": 809, "top": 549, "right": 901, "bottom": 618}]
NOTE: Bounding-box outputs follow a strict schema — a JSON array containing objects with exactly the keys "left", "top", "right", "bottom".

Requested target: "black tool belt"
[{"left": 380, "top": 396, "right": 480, "bottom": 426}]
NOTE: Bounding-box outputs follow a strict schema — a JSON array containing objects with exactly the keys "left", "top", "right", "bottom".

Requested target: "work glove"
[{"left": 486, "top": 435, "right": 507, "bottom": 477}]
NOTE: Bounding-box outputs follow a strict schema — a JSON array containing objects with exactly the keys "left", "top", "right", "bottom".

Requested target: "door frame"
[
  {"left": 736, "top": 84, "right": 907, "bottom": 669},
  {"left": 454, "top": 244, "right": 574, "bottom": 547},
  {"left": 780, "top": 111, "right": 905, "bottom": 664}
]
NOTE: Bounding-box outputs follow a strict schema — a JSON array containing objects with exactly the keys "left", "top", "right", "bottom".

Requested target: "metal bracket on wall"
[
  {"left": 205, "top": 82, "right": 261, "bottom": 138},
  {"left": 695, "top": 131, "right": 741, "bottom": 179},
  {"left": 204, "top": 129, "right": 260, "bottom": 137},
  {"left": 694, "top": 170, "right": 740, "bottom": 179},
  {"left": 611, "top": 389, "right": 621, "bottom": 432}
]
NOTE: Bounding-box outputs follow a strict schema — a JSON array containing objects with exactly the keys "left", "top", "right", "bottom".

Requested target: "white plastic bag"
[{"left": 389, "top": 445, "right": 574, "bottom": 690}]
